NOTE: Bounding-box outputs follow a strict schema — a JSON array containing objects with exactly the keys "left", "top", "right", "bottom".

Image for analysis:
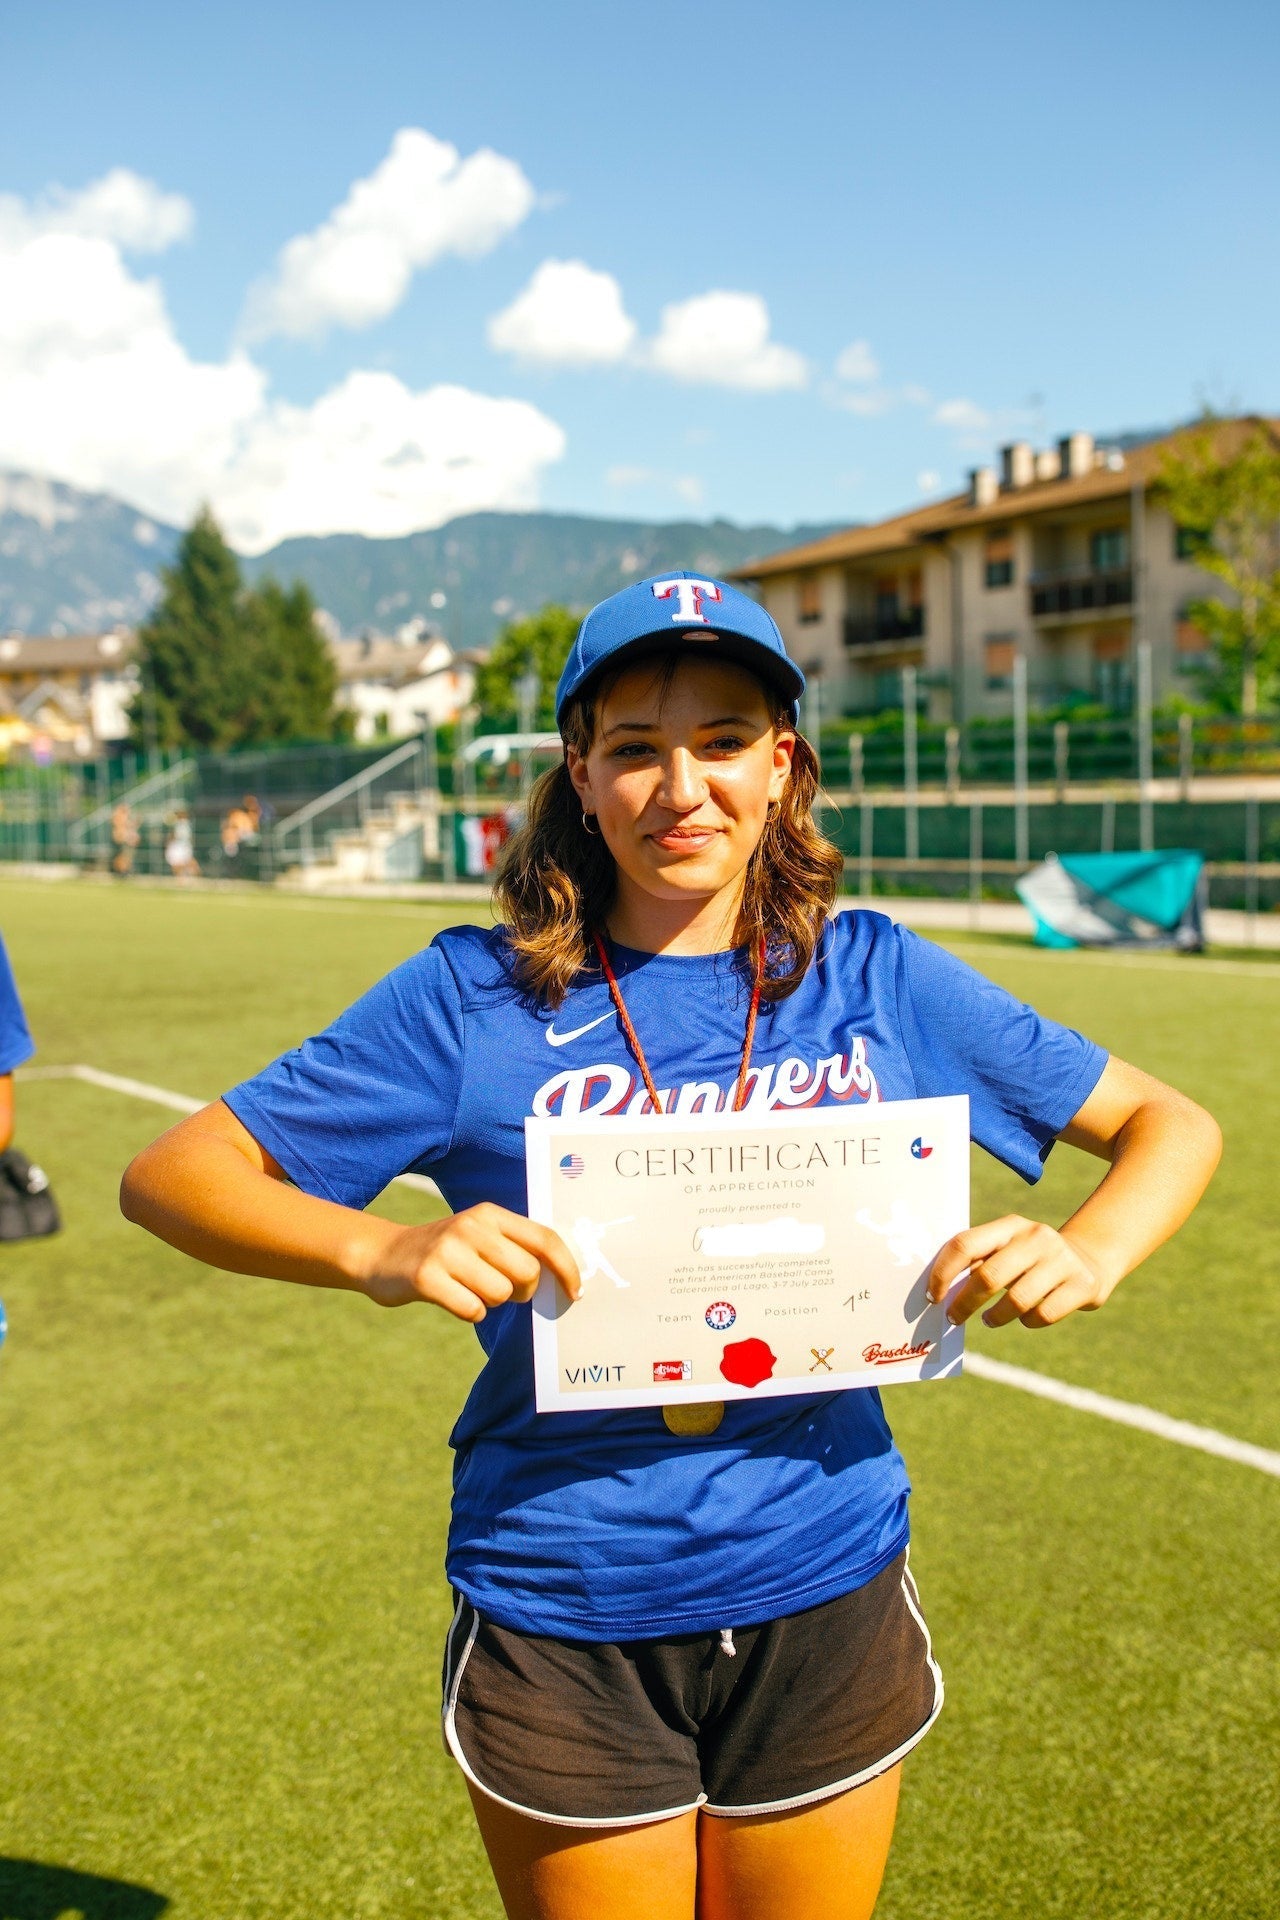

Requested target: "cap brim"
[{"left": 564, "top": 627, "right": 805, "bottom": 717}]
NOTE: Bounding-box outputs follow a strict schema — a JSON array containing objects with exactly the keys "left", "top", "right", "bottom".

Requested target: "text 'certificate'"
[{"left": 527, "top": 1095, "right": 969, "bottom": 1413}]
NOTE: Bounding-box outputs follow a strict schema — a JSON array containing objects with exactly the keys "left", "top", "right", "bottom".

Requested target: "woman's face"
[{"left": 566, "top": 655, "right": 795, "bottom": 917}]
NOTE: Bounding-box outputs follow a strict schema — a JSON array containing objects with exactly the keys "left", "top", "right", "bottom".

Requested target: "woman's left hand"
[{"left": 926, "top": 1215, "right": 1115, "bottom": 1329}]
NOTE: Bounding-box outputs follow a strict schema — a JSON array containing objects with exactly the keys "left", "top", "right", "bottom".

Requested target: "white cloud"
[
  {"left": 834, "top": 338, "right": 878, "bottom": 383},
  {"left": 935, "top": 397, "right": 991, "bottom": 432},
  {"left": 0, "top": 172, "right": 565, "bottom": 553},
  {"left": 645, "top": 291, "right": 807, "bottom": 392},
  {"left": 220, "top": 373, "right": 564, "bottom": 550},
  {"left": 243, "top": 128, "right": 535, "bottom": 340},
  {"left": 488, "top": 259, "right": 636, "bottom": 366},
  {"left": 916, "top": 469, "right": 942, "bottom": 493},
  {"left": 0, "top": 168, "right": 193, "bottom": 252},
  {"left": 831, "top": 386, "right": 897, "bottom": 417},
  {"left": 605, "top": 465, "right": 704, "bottom": 506}
]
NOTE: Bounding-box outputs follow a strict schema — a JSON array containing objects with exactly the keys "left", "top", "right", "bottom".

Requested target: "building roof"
[
  {"left": 735, "top": 416, "right": 1280, "bottom": 580},
  {"left": 0, "top": 630, "right": 136, "bottom": 673},
  {"left": 331, "top": 635, "right": 478, "bottom": 687}
]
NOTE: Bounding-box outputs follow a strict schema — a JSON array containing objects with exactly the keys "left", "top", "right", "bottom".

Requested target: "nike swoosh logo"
[{"left": 545, "top": 1012, "right": 614, "bottom": 1047}]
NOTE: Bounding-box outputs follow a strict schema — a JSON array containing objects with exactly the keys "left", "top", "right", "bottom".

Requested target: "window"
[
  {"left": 1176, "top": 613, "right": 1208, "bottom": 658},
  {"left": 984, "top": 529, "right": 1014, "bottom": 589},
  {"left": 984, "top": 636, "right": 1016, "bottom": 688},
  {"left": 1174, "top": 524, "right": 1209, "bottom": 561},
  {"left": 797, "top": 576, "right": 822, "bottom": 623},
  {"left": 873, "top": 575, "right": 899, "bottom": 623},
  {"left": 1089, "top": 526, "right": 1129, "bottom": 571}
]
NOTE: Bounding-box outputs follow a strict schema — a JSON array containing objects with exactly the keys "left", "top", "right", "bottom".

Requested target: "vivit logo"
[
  {"left": 861, "top": 1340, "right": 934, "bottom": 1366},
  {"left": 564, "top": 1364, "right": 626, "bottom": 1385},
  {"left": 533, "top": 1039, "right": 878, "bottom": 1121}
]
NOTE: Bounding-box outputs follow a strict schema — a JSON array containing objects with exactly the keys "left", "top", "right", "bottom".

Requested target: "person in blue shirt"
[
  {"left": 0, "top": 932, "right": 35, "bottom": 1152},
  {"left": 121, "top": 575, "right": 1221, "bottom": 1920}
]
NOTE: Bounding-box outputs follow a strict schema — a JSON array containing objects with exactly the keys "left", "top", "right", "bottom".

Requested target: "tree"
[
  {"left": 1155, "top": 419, "right": 1280, "bottom": 715},
  {"left": 474, "top": 604, "right": 580, "bottom": 727},
  {"left": 130, "top": 509, "right": 342, "bottom": 750},
  {"left": 244, "top": 579, "right": 341, "bottom": 743}
]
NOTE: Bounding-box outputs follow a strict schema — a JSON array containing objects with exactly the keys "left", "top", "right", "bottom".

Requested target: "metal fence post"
[
  {"left": 902, "top": 666, "right": 918, "bottom": 862},
  {"left": 848, "top": 732, "right": 864, "bottom": 799},
  {"left": 1178, "top": 711, "right": 1193, "bottom": 800},
  {"left": 1137, "top": 639, "right": 1154, "bottom": 852},
  {"left": 968, "top": 798, "right": 983, "bottom": 932},
  {"left": 1013, "top": 653, "right": 1029, "bottom": 865},
  {"left": 1245, "top": 791, "right": 1260, "bottom": 943},
  {"left": 859, "top": 797, "right": 874, "bottom": 899},
  {"left": 944, "top": 725, "right": 960, "bottom": 801},
  {"left": 1053, "top": 720, "right": 1069, "bottom": 801},
  {"left": 443, "top": 805, "right": 457, "bottom": 885},
  {"left": 804, "top": 672, "right": 823, "bottom": 782},
  {"left": 1100, "top": 793, "right": 1115, "bottom": 853}
]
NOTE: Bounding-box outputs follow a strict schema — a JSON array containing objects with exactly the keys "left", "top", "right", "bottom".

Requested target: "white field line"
[
  {"left": 20, "top": 1063, "right": 443, "bottom": 1199},
  {"left": 963, "top": 1351, "right": 1280, "bottom": 1480},
  {"left": 21, "top": 1063, "right": 1280, "bottom": 1480}
]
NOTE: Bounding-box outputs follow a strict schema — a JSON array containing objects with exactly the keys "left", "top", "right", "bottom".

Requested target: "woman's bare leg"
[
  {"left": 467, "top": 1783, "right": 699, "bottom": 1920},
  {"left": 695, "top": 1763, "right": 901, "bottom": 1920}
]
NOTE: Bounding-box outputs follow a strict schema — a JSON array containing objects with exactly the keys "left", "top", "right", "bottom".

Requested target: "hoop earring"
[{"left": 581, "top": 811, "right": 601, "bottom": 836}]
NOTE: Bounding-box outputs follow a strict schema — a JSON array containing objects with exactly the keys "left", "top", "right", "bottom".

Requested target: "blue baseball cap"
[{"left": 555, "top": 571, "right": 805, "bottom": 726}]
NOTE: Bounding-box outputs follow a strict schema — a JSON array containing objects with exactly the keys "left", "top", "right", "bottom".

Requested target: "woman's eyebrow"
[{"left": 601, "top": 713, "right": 754, "bottom": 741}]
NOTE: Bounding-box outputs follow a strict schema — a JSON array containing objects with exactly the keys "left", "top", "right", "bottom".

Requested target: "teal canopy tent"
[{"left": 1016, "top": 850, "right": 1206, "bottom": 950}]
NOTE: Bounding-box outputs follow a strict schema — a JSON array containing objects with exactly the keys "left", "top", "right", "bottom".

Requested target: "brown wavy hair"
[{"left": 493, "top": 651, "right": 843, "bottom": 1007}]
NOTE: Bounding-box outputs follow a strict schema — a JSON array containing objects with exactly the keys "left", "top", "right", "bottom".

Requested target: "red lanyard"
[{"left": 591, "top": 931, "right": 765, "bottom": 1116}]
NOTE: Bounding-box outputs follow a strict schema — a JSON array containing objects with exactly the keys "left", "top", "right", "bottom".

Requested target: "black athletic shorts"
[{"left": 441, "top": 1550, "right": 942, "bottom": 1827}]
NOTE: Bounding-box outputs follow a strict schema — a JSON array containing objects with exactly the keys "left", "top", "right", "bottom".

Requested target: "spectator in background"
[
  {"left": 165, "top": 810, "right": 200, "bottom": 880},
  {"left": 0, "top": 929, "right": 58, "bottom": 1241},
  {"left": 111, "top": 802, "right": 139, "bottom": 877},
  {"left": 219, "top": 802, "right": 257, "bottom": 863},
  {"left": 0, "top": 932, "right": 34, "bottom": 1150}
]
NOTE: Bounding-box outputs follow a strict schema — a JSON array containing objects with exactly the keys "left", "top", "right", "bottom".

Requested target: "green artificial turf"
[{"left": 0, "top": 878, "right": 1276, "bottom": 1920}]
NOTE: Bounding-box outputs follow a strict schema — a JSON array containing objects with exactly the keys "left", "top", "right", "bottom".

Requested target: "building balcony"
[
  {"left": 1030, "top": 568, "right": 1133, "bottom": 620},
  {"left": 843, "top": 608, "right": 925, "bottom": 648}
]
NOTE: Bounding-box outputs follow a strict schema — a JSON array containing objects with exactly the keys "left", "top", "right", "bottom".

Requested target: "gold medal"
[{"left": 662, "top": 1401, "right": 725, "bottom": 1436}]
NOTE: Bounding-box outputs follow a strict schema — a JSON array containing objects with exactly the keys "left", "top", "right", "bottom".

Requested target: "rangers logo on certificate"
[{"left": 526, "top": 1095, "right": 969, "bottom": 1413}]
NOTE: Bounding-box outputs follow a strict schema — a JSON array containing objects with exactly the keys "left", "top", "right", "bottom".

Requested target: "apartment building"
[
  {"left": 0, "top": 628, "right": 137, "bottom": 754},
  {"left": 735, "top": 417, "right": 1274, "bottom": 720}
]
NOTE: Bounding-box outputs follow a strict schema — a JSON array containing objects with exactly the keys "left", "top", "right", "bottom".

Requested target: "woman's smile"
[{"left": 647, "top": 820, "right": 721, "bottom": 853}]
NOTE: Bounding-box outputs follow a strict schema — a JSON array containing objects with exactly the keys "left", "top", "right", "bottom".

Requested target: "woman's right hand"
[{"left": 360, "top": 1202, "right": 581, "bottom": 1321}]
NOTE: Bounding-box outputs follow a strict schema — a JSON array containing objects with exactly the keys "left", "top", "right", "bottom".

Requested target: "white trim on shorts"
[
  {"left": 441, "top": 1593, "right": 707, "bottom": 1831},
  {"left": 441, "top": 1556, "right": 944, "bottom": 1831},
  {"left": 701, "top": 1552, "right": 944, "bottom": 1818}
]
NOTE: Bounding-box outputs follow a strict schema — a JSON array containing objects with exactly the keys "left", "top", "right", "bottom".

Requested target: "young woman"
[{"left": 121, "top": 573, "right": 1221, "bottom": 1920}]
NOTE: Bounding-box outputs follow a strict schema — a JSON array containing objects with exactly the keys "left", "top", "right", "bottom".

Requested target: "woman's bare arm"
[
  {"left": 120, "top": 1100, "right": 579, "bottom": 1322},
  {"left": 928, "top": 1055, "right": 1222, "bottom": 1329}
]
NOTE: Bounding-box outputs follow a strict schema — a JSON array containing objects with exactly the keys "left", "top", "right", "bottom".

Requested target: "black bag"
[{"left": 0, "top": 1147, "right": 61, "bottom": 1241}]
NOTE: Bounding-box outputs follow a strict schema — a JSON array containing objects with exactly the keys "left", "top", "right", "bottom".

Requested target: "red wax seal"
[{"left": 719, "top": 1337, "right": 777, "bottom": 1389}]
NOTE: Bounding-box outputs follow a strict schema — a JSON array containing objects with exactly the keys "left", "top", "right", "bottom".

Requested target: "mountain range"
[{"left": 0, "top": 471, "right": 843, "bottom": 651}]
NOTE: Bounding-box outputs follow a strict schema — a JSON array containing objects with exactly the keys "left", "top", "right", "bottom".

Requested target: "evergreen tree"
[
  {"left": 474, "top": 604, "right": 580, "bottom": 726},
  {"left": 130, "top": 509, "right": 342, "bottom": 749},
  {"left": 242, "top": 579, "right": 342, "bottom": 744}
]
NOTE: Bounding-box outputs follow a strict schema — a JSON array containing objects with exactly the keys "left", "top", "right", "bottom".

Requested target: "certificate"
[{"left": 527, "top": 1095, "right": 969, "bottom": 1413}]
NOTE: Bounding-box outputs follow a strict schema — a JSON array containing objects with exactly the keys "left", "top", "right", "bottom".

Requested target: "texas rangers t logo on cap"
[{"left": 652, "top": 577, "right": 722, "bottom": 625}]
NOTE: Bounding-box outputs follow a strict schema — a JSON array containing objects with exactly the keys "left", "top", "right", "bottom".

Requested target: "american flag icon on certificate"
[{"left": 558, "top": 1153, "right": 585, "bottom": 1178}]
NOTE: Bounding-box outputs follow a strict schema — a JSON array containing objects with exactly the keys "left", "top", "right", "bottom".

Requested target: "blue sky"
[{"left": 2, "top": 0, "right": 1277, "bottom": 549}]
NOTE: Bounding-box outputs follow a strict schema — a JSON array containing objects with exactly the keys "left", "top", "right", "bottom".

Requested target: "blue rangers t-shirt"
[{"left": 224, "top": 911, "right": 1106, "bottom": 1641}]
